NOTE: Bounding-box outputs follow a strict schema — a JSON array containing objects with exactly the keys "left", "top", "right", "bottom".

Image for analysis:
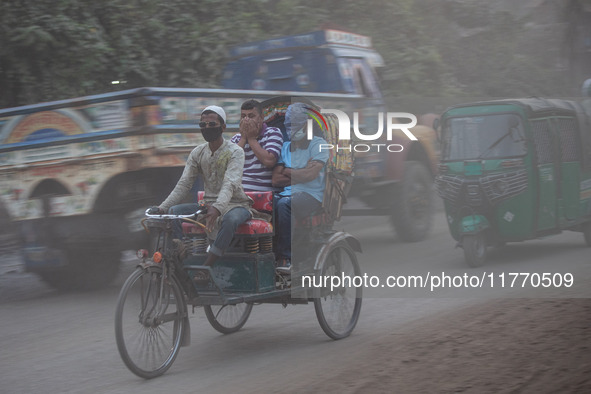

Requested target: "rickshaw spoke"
[
  {"left": 115, "top": 266, "right": 186, "bottom": 379},
  {"left": 204, "top": 303, "right": 253, "bottom": 334},
  {"left": 314, "top": 240, "right": 362, "bottom": 340}
]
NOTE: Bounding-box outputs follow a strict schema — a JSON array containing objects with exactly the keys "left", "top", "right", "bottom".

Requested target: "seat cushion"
[
  {"left": 236, "top": 219, "right": 273, "bottom": 235},
  {"left": 182, "top": 219, "right": 273, "bottom": 235},
  {"left": 245, "top": 191, "right": 273, "bottom": 212},
  {"left": 191, "top": 191, "right": 273, "bottom": 235},
  {"left": 197, "top": 191, "right": 273, "bottom": 212}
]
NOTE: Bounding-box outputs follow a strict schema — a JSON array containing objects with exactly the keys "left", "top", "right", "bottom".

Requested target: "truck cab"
[
  {"left": 222, "top": 30, "right": 385, "bottom": 139},
  {"left": 223, "top": 30, "right": 384, "bottom": 97}
]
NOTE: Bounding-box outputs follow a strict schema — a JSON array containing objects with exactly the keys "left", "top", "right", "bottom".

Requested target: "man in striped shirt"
[{"left": 230, "top": 99, "right": 283, "bottom": 191}]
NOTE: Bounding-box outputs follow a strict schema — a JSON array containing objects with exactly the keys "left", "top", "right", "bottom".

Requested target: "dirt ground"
[{"left": 300, "top": 298, "right": 591, "bottom": 393}]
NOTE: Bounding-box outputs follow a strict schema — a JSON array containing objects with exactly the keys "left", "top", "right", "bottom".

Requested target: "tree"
[{"left": 0, "top": 0, "right": 574, "bottom": 109}]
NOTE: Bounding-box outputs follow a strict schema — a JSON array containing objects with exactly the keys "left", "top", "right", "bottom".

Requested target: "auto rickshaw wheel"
[
  {"left": 583, "top": 222, "right": 591, "bottom": 247},
  {"left": 463, "top": 233, "right": 487, "bottom": 267},
  {"left": 204, "top": 303, "right": 253, "bottom": 334}
]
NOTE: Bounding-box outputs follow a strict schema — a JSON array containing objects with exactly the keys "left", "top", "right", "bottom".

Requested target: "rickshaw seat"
[
  {"left": 196, "top": 191, "right": 273, "bottom": 212},
  {"left": 181, "top": 191, "right": 274, "bottom": 235},
  {"left": 236, "top": 219, "right": 273, "bottom": 234}
]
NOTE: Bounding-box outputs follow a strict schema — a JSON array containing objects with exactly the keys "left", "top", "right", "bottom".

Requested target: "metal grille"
[
  {"left": 465, "top": 182, "right": 484, "bottom": 206},
  {"left": 556, "top": 117, "right": 580, "bottom": 162},
  {"left": 532, "top": 119, "right": 554, "bottom": 164},
  {"left": 480, "top": 169, "right": 528, "bottom": 204},
  {"left": 435, "top": 175, "right": 463, "bottom": 202},
  {"left": 437, "top": 170, "right": 528, "bottom": 208}
]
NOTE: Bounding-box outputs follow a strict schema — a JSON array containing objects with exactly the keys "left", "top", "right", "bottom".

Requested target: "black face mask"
[{"left": 201, "top": 127, "right": 222, "bottom": 142}]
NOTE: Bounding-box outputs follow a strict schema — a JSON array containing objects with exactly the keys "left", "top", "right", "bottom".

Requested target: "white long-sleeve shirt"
[{"left": 160, "top": 139, "right": 252, "bottom": 216}]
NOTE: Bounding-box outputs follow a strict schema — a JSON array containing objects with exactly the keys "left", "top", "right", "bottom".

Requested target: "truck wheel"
[
  {"left": 463, "top": 233, "right": 487, "bottom": 267},
  {"left": 37, "top": 248, "right": 121, "bottom": 291},
  {"left": 0, "top": 200, "right": 18, "bottom": 254},
  {"left": 391, "top": 161, "right": 433, "bottom": 242}
]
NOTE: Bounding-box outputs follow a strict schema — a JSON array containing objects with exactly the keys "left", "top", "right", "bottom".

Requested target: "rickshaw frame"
[{"left": 114, "top": 96, "right": 363, "bottom": 379}]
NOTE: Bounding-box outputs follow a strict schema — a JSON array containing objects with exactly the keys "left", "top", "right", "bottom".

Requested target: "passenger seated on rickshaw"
[{"left": 272, "top": 103, "right": 330, "bottom": 274}]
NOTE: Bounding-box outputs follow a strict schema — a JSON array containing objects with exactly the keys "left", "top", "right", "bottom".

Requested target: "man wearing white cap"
[{"left": 149, "top": 105, "right": 253, "bottom": 267}]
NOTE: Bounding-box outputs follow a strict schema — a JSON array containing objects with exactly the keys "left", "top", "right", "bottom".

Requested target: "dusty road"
[{"left": 1, "top": 210, "right": 590, "bottom": 393}]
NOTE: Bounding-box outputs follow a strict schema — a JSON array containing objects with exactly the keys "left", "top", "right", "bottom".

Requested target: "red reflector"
[{"left": 153, "top": 252, "right": 162, "bottom": 264}]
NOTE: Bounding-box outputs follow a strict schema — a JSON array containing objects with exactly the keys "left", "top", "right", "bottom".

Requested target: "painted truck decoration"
[{"left": 0, "top": 30, "right": 439, "bottom": 290}]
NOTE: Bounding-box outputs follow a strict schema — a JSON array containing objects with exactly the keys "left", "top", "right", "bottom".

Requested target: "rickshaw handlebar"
[{"left": 144, "top": 207, "right": 207, "bottom": 220}]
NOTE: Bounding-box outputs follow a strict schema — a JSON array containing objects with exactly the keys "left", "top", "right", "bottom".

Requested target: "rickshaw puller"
[{"left": 148, "top": 105, "right": 253, "bottom": 268}]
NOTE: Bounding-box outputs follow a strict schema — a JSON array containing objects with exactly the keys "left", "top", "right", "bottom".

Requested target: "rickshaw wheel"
[
  {"left": 115, "top": 266, "right": 186, "bottom": 379},
  {"left": 583, "top": 222, "right": 591, "bottom": 247},
  {"left": 313, "top": 240, "right": 362, "bottom": 340},
  {"left": 204, "top": 303, "right": 253, "bottom": 334},
  {"left": 463, "top": 234, "right": 487, "bottom": 267}
]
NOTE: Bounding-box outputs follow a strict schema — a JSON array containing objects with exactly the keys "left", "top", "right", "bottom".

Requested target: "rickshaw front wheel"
[
  {"left": 204, "top": 303, "right": 253, "bottom": 334},
  {"left": 115, "top": 266, "right": 186, "bottom": 379},
  {"left": 463, "top": 233, "right": 487, "bottom": 268}
]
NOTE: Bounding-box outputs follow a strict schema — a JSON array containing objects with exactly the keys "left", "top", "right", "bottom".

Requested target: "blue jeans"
[
  {"left": 275, "top": 192, "right": 322, "bottom": 260},
  {"left": 168, "top": 204, "right": 251, "bottom": 256}
]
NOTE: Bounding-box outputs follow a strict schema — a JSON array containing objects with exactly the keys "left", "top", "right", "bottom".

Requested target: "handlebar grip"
[{"left": 147, "top": 206, "right": 164, "bottom": 215}]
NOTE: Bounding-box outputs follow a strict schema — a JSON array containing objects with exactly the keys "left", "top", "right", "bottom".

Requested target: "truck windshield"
[{"left": 442, "top": 114, "right": 526, "bottom": 161}]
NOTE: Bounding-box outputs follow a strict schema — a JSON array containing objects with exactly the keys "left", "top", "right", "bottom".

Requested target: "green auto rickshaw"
[{"left": 436, "top": 98, "right": 591, "bottom": 267}]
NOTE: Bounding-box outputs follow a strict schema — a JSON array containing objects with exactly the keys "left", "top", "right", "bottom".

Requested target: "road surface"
[{"left": 1, "top": 209, "right": 590, "bottom": 393}]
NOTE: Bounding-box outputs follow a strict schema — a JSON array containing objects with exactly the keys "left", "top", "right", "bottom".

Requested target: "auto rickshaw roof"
[
  {"left": 446, "top": 97, "right": 587, "bottom": 115},
  {"left": 443, "top": 97, "right": 591, "bottom": 168}
]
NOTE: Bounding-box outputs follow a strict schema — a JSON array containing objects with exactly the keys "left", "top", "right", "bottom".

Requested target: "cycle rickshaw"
[{"left": 114, "top": 97, "right": 362, "bottom": 379}]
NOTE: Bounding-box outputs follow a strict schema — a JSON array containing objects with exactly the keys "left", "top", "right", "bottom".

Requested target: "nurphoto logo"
[{"left": 304, "top": 107, "right": 418, "bottom": 152}]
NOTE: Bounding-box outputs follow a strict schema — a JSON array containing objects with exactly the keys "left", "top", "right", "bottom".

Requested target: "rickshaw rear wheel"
[
  {"left": 313, "top": 240, "right": 362, "bottom": 340},
  {"left": 115, "top": 266, "right": 186, "bottom": 379},
  {"left": 204, "top": 303, "right": 253, "bottom": 334},
  {"left": 583, "top": 222, "right": 591, "bottom": 247},
  {"left": 463, "top": 233, "right": 487, "bottom": 267}
]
